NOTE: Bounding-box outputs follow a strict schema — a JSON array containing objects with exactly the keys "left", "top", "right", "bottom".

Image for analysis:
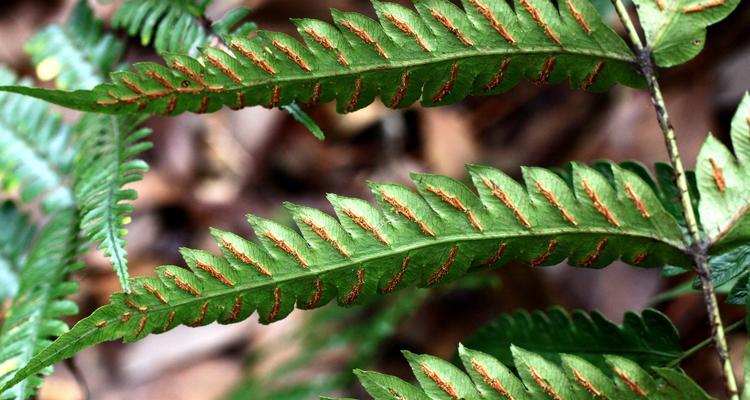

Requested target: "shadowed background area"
[{"left": 0, "top": 0, "right": 749, "bottom": 398}]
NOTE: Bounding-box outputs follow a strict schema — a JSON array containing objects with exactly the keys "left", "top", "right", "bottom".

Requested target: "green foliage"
[
  {"left": 0, "top": 0, "right": 645, "bottom": 115},
  {"left": 690, "top": 93, "right": 750, "bottom": 302},
  {"left": 355, "top": 344, "right": 711, "bottom": 400},
  {"left": 465, "top": 307, "right": 682, "bottom": 369},
  {"left": 0, "top": 209, "right": 80, "bottom": 400},
  {"left": 72, "top": 114, "right": 152, "bottom": 292},
  {"left": 25, "top": 0, "right": 125, "bottom": 90},
  {"left": 697, "top": 92, "right": 750, "bottom": 251},
  {"left": 0, "top": 202, "right": 36, "bottom": 302},
  {"left": 633, "top": 0, "right": 741, "bottom": 67},
  {"left": 113, "top": 0, "right": 255, "bottom": 56},
  {"left": 0, "top": 68, "right": 73, "bottom": 212},
  {"left": 0, "top": 161, "right": 692, "bottom": 392}
]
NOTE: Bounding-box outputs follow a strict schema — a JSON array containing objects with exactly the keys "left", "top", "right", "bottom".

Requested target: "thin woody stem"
[{"left": 611, "top": 1, "right": 739, "bottom": 398}]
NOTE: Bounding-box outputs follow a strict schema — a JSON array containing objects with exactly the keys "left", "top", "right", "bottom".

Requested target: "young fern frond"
[
  {"left": 633, "top": 0, "right": 741, "bottom": 67},
  {"left": 73, "top": 115, "right": 152, "bottom": 292},
  {"left": 0, "top": 202, "right": 37, "bottom": 302},
  {"left": 0, "top": 161, "right": 692, "bottom": 391},
  {"left": 465, "top": 307, "right": 682, "bottom": 368},
  {"left": 113, "top": 0, "right": 256, "bottom": 56},
  {"left": 354, "top": 344, "right": 711, "bottom": 399},
  {"left": 25, "top": 0, "right": 125, "bottom": 90},
  {"left": 0, "top": 0, "right": 644, "bottom": 115},
  {"left": 0, "top": 210, "right": 80, "bottom": 400},
  {"left": 0, "top": 68, "right": 73, "bottom": 212}
]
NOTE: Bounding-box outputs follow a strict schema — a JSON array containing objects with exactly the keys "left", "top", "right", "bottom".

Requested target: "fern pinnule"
[
  {"left": 0, "top": 67, "right": 73, "bottom": 212},
  {"left": 0, "top": 0, "right": 644, "bottom": 116},
  {"left": 73, "top": 115, "right": 152, "bottom": 293},
  {"left": 355, "top": 344, "right": 712, "bottom": 399},
  {"left": 25, "top": 0, "right": 125, "bottom": 91},
  {"left": 0, "top": 202, "right": 37, "bottom": 302},
  {"left": 0, "top": 210, "right": 80, "bottom": 400},
  {"left": 0, "top": 161, "right": 693, "bottom": 392}
]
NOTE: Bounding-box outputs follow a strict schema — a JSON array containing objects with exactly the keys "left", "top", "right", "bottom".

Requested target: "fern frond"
[
  {"left": 466, "top": 307, "right": 682, "bottom": 368},
  {"left": 73, "top": 114, "right": 152, "bottom": 293},
  {"left": 0, "top": 161, "right": 691, "bottom": 391},
  {"left": 0, "top": 210, "right": 80, "bottom": 400},
  {"left": 0, "top": 0, "right": 644, "bottom": 115},
  {"left": 354, "top": 344, "right": 711, "bottom": 399},
  {"left": 0, "top": 202, "right": 37, "bottom": 302},
  {"left": 0, "top": 67, "right": 73, "bottom": 212},
  {"left": 25, "top": 0, "right": 125, "bottom": 90},
  {"left": 633, "top": 0, "right": 741, "bottom": 67},
  {"left": 696, "top": 92, "right": 750, "bottom": 251},
  {"left": 113, "top": 0, "right": 255, "bottom": 56}
]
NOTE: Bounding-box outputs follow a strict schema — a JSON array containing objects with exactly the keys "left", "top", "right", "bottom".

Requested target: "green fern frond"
[
  {"left": 0, "top": 210, "right": 80, "bottom": 400},
  {"left": 25, "top": 0, "right": 125, "bottom": 90},
  {"left": 633, "top": 0, "right": 741, "bottom": 67},
  {"left": 354, "top": 344, "right": 711, "bottom": 399},
  {"left": 465, "top": 307, "right": 682, "bottom": 368},
  {"left": 73, "top": 114, "right": 152, "bottom": 293},
  {"left": 696, "top": 92, "right": 750, "bottom": 251},
  {"left": 0, "top": 202, "right": 37, "bottom": 302},
  {"left": 113, "top": 0, "right": 255, "bottom": 56},
  {"left": 0, "top": 161, "right": 692, "bottom": 391},
  {"left": 0, "top": 68, "right": 73, "bottom": 212},
  {"left": 0, "top": 0, "right": 644, "bottom": 115}
]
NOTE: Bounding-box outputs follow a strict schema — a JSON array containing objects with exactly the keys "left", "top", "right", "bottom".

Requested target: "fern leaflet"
[
  {"left": 113, "top": 0, "right": 255, "bottom": 56},
  {"left": 633, "top": 0, "right": 741, "bottom": 67},
  {"left": 0, "top": 0, "right": 644, "bottom": 115},
  {"left": 0, "top": 202, "right": 37, "bottom": 302},
  {"left": 0, "top": 161, "right": 692, "bottom": 391},
  {"left": 73, "top": 114, "right": 152, "bottom": 292},
  {"left": 0, "top": 210, "right": 80, "bottom": 400},
  {"left": 354, "top": 344, "right": 711, "bottom": 399},
  {"left": 25, "top": 0, "right": 125, "bottom": 90},
  {"left": 465, "top": 307, "right": 682, "bottom": 368},
  {"left": 0, "top": 67, "right": 73, "bottom": 212}
]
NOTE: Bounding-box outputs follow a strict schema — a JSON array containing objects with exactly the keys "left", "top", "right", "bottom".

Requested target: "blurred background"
[{"left": 1, "top": 0, "right": 749, "bottom": 398}]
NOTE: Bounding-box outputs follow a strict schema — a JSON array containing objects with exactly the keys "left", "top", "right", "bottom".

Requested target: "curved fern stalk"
[
  {"left": 0, "top": 210, "right": 80, "bottom": 400},
  {"left": 633, "top": 0, "right": 741, "bottom": 67},
  {"left": 0, "top": 0, "right": 644, "bottom": 115},
  {"left": 0, "top": 67, "right": 73, "bottom": 213},
  {"left": 354, "top": 344, "right": 712, "bottom": 399},
  {"left": 25, "top": 0, "right": 125, "bottom": 90},
  {"left": 0, "top": 161, "right": 692, "bottom": 391},
  {"left": 73, "top": 114, "right": 152, "bottom": 293},
  {"left": 113, "top": 0, "right": 256, "bottom": 56},
  {"left": 0, "top": 202, "right": 37, "bottom": 302},
  {"left": 465, "top": 307, "right": 683, "bottom": 368}
]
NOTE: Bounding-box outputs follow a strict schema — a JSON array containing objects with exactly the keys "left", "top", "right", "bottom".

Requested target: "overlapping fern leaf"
[
  {"left": 113, "top": 0, "right": 256, "bottom": 56},
  {"left": 0, "top": 0, "right": 644, "bottom": 115},
  {"left": 633, "top": 0, "right": 741, "bottom": 67},
  {"left": 354, "top": 344, "right": 711, "bottom": 399},
  {"left": 465, "top": 307, "right": 682, "bottom": 369},
  {"left": 72, "top": 114, "right": 152, "bottom": 292},
  {"left": 0, "top": 209, "right": 80, "bottom": 400},
  {"left": 689, "top": 93, "right": 750, "bottom": 302},
  {"left": 0, "top": 161, "right": 693, "bottom": 392},
  {"left": 0, "top": 67, "right": 73, "bottom": 212},
  {"left": 0, "top": 202, "right": 37, "bottom": 302},
  {"left": 25, "top": 0, "right": 125, "bottom": 90}
]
